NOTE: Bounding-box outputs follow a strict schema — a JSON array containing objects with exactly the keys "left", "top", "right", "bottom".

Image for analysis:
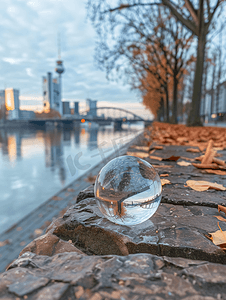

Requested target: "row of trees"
[{"left": 88, "top": 0, "right": 225, "bottom": 125}]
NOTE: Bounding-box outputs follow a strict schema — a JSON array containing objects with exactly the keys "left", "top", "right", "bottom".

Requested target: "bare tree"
[{"left": 88, "top": 0, "right": 225, "bottom": 126}]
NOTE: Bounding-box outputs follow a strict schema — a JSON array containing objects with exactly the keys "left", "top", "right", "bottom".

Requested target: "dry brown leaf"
[
  {"left": 160, "top": 174, "right": 169, "bottom": 177},
  {"left": 214, "top": 216, "right": 226, "bottom": 222},
  {"left": 161, "top": 179, "right": 171, "bottom": 186},
  {"left": 180, "top": 156, "right": 195, "bottom": 162},
  {"left": 52, "top": 196, "right": 63, "bottom": 201},
  {"left": 150, "top": 145, "right": 164, "bottom": 150},
  {"left": 34, "top": 229, "right": 43, "bottom": 235},
  {"left": 192, "top": 163, "right": 219, "bottom": 169},
  {"left": 127, "top": 151, "right": 149, "bottom": 158},
  {"left": 212, "top": 157, "right": 226, "bottom": 166},
  {"left": 218, "top": 205, "right": 226, "bottom": 215},
  {"left": 16, "top": 227, "right": 22, "bottom": 231},
  {"left": 20, "top": 241, "right": 26, "bottom": 246},
  {"left": 198, "top": 145, "right": 206, "bottom": 152},
  {"left": 0, "top": 239, "right": 10, "bottom": 247},
  {"left": 201, "top": 140, "right": 215, "bottom": 165},
  {"left": 177, "top": 161, "right": 192, "bottom": 166},
  {"left": 133, "top": 146, "right": 149, "bottom": 152},
  {"left": 149, "top": 155, "right": 163, "bottom": 161},
  {"left": 186, "top": 180, "right": 226, "bottom": 191},
  {"left": 209, "top": 223, "right": 226, "bottom": 248},
  {"left": 162, "top": 155, "right": 180, "bottom": 161},
  {"left": 152, "top": 164, "right": 173, "bottom": 168},
  {"left": 67, "top": 188, "right": 75, "bottom": 192},
  {"left": 204, "top": 169, "right": 226, "bottom": 175},
  {"left": 186, "top": 148, "right": 200, "bottom": 153}
]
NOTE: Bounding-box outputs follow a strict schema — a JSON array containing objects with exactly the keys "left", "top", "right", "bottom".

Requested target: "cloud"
[
  {"left": 0, "top": 0, "right": 139, "bottom": 106},
  {"left": 26, "top": 68, "right": 35, "bottom": 77}
]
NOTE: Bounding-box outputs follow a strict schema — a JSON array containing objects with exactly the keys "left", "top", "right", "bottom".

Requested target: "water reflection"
[{"left": 0, "top": 124, "right": 142, "bottom": 234}]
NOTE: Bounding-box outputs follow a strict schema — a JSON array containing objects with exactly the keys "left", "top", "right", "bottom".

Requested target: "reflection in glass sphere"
[{"left": 94, "top": 155, "right": 162, "bottom": 226}]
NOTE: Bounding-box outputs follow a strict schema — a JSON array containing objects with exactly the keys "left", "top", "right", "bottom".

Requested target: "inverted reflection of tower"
[
  {"left": 55, "top": 35, "right": 65, "bottom": 116},
  {"left": 88, "top": 128, "right": 98, "bottom": 150}
]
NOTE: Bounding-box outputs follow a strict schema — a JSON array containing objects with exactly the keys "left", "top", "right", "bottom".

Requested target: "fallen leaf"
[
  {"left": 209, "top": 222, "right": 226, "bottom": 248},
  {"left": 177, "top": 161, "right": 192, "bottom": 166},
  {"left": 213, "top": 157, "right": 226, "bottom": 166},
  {"left": 181, "top": 156, "right": 195, "bottom": 161},
  {"left": 204, "top": 169, "right": 226, "bottom": 175},
  {"left": 161, "top": 179, "right": 171, "bottom": 186},
  {"left": 85, "top": 175, "right": 97, "bottom": 183},
  {"left": 201, "top": 140, "right": 215, "bottom": 165},
  {"left": 198, "top": 145, "right": 206, "bottom": 152},
  {"left": 162, "top": 155, "right": 180, "bottom": 161},
  {"left": 186, "top": 180, "right": 226, "bottom": 192},
  {"left": 214, "top": 216, "right": 226, "bottom": 222},
  {"left": 34, "top": 229, "right": 43, "bottom": 235},
  {"left": 152, "top": 164, "right": 173, "bottom": 168},
  {"left": 133, "top": 146, "right": 149, "bottom": 151},
  {"left": 186, "top": 148, "right": 200, "bottom": 153},
  {"left": 0, "top": 239, "right": 10, "bottom": 247},
  {"left": 213, "top": 147, "right": 224, "bottom": 151},
  {"left": 218, "top": 205, "right": 226, "bottom": 216},
  {"left": 20, "top": 241, "right": 26, "bottom": 246},
  {"left": 160, "top": 174, "right": 169, "bottom": 177},
  {"left": 149, "top": 145, "right": 164, "bottom": 151},
  {"left": 16, "top": 227, "right": 22, "bottom": 231},
  {"left": 52, "top": 196, "right": 63, "bottom": 201},
  {"left": 192, "top": 163, "right": 219, "bottom": 169},
  {"left": 127, "top": 151, "right": 149, "bottom": 158},
  {"left": 67, "top": 188, "right": 75, "bottom": 192},
  {"left": 149, "top": 155, "right": 163, "bottom": 161}
]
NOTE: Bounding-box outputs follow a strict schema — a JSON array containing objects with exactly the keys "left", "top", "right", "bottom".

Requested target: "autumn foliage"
[{"left": 35, "top": 109, "right": 61, "bottom": 119}]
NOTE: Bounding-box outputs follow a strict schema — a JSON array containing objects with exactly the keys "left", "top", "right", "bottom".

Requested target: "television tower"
[{"left": 55, "top": 34, "right": 65, "bottom": 116}]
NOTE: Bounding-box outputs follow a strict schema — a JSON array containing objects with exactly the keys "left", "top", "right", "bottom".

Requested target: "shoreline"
[{"left": 0, "top": 130, "right": 142, "bottom": 272}]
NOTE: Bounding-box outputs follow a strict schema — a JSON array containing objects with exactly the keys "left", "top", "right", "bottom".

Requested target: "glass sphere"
[{"left": 94, "top": 155, "right": 162, "bottom": 226}]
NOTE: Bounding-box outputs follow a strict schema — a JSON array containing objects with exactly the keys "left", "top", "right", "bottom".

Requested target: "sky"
[{"left": 0, "top": 0, "right": 151, "bottom": 118}]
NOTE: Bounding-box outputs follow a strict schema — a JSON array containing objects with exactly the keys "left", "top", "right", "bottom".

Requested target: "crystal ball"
[{"left": 94, "top": 155, "right": 162, "bottom": 226}]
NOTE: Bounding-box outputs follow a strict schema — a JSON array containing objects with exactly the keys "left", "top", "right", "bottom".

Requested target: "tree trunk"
[
  {"left": 165, "top": 87, "right": 169, "bottom": 122},
  {"left": 172, "top": 75, "right": 178, "bottom": 124},
  {"left": 187, "top": 32, "right": 206, "bottom": 126}
]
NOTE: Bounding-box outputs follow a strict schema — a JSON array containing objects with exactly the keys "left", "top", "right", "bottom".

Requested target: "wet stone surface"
[
  {"left": 1, "top": 251, "right": 226, "bottom": 299},
  {"left": 45, "top": 192, "right": 226, "bottom": 264}
]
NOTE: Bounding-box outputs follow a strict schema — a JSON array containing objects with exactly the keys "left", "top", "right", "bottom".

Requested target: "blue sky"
[{"left": 0, "top": 0, "right": 144, "bottom": 109}]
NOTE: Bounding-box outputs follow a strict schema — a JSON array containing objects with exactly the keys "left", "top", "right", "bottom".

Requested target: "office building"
[
  {"left": 86, "top": 99, "right": 97, "bottom": 117},
  {"left": 0, "top": 88, "right": 20, "bottom": 120}
]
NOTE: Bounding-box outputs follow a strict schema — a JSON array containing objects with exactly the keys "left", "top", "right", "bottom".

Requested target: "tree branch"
[
  {"left": 184, "top": 0, "right": 199, "bottom": 26},
  {"left": 106, "top": 2, "right": 160, "bottom": 13},
  {"left": 162, "top": 0, "right": 198, "bottom": 35}
]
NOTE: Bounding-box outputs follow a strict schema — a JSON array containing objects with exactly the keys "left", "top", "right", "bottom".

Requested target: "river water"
[{"left": 0, "top": 123, "right": 143, "bottom": 234}]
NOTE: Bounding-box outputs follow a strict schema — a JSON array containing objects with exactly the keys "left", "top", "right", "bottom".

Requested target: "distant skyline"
[{"left": 0, "top": 0, "right": 148, "bottom": 112}]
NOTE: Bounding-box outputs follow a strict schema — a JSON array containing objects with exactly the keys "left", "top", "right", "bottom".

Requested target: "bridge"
[{"left": 8, "top": 107, "right": 151, "bottom": 130}]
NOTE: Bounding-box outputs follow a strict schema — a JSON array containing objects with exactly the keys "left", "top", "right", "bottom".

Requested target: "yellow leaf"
[
  {"left": 161, "top": 179, "right": 171, "bottom": 186},
  {"left": 209, "top": 223, "right": 226, "bottom": 247},
  {"left": 127, "top": 151, "right": 149, "bottom": 159},
  {"left": 214, "top": 216, "right": 226, "bottom": 222},
  {"left": 149, "top": 155, "right": 163, "bottom": 161},
  {"left": 186, "top": 148, "right": 200, "bottom": 153},
  {"left": 204, "top": 170, "right": 226, "bottom": 175},
  {"left": 177, "top": 161, "right": 191, "bottom": 166},
  {"left": 186, "top": 180, "right": 226, "bottom": 192}
]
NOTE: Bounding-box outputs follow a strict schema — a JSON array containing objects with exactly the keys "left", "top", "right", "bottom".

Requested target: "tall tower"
[{"left": 55, "top": 34, "right": 65, "bottom": 116}]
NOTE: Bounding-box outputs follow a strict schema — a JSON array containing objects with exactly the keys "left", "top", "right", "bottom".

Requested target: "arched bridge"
[
  {"left": 81, "top": 107, "right": 145, "bottom": 121},
  {"left": 26, "top": 107, "right": 152, "bottom": 130}
]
